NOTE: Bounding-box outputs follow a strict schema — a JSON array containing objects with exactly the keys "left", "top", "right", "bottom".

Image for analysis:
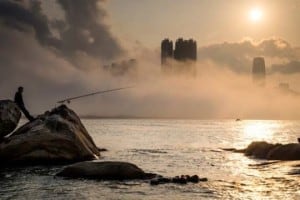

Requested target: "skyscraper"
[
  {"left": 161, "top": 39, "right": 173, "bottom": 65},
  {"left": 252, "top": 57, "right": 266, "bottom": 86},
  {"left": 161, "top": 38, "right": 197, "bottom": 75},
  {"left": 174, "top": 38, "right": 197, "bottom": 61}
]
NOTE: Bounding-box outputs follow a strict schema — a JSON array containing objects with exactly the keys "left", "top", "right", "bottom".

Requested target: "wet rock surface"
[
  {"left": 224, "top": 141, "right": 300, "bottom": 160},
  {"left": 0, "top": 105, "right": 100, "bottom": 165},
  {"left": 0, "top": 100, "right": 21, "bottom": 138},
  {"left": 0, "top": 102, "right": 210, "bottom": 187},
  {"left": 57, "top": 160, "right": 208, "bottom": 186},
  {"left": 150, "top": 175, "right": 208, "bottom": 185},
  {"left": 56, "top": 161, "right": 156, "bottom": 180}
]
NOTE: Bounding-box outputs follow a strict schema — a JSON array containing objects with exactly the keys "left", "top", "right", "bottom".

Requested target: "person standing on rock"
[{"left": 14, "top": 86, "right": 34, "bottom": 122}]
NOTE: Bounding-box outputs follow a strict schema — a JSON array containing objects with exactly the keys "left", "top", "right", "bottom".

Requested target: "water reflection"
[
  {"left": 243, "top": 121, "right": 279, "bottom": 141},
  {"left": 219, "top": 120, "right": 300, "bottom": 199},
  {"left": 1, "top": 120, "right": 299, "bottom": 199}
]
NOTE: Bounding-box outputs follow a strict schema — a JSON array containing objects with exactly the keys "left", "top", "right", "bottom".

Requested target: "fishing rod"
[{"left": 57, "top": 86, "right": 134, "bottom": 104}]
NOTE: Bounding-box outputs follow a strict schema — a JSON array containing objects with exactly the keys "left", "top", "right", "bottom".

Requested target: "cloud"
[
  {"left": 0, "top": 0, "right": 124, "bottom": 68},
  {"left": 271, "top": 61, "right": 300, "bottom": 74},
  {"left": 0, "top": 0, "right": 125, "bottom": 115},
  {"left": 55, "top": 0, "right": 124, "bottom": 62},
  {"left": 198, "top": 38, "right": 300, "bottom": 74},
  {"left": 0, "top": 1, "right": 299, "bottom": 119},
  {"left": 0, "top": 0, "right": 54, "bottom": 45},
  {"left": 1, "top": 26, "right": 300, "bottom": 119}
]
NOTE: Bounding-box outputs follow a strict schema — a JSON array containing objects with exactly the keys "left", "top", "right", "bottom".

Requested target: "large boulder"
[
  {"left": 235, "top": 141, "right": 300, "bottom": 160},
  {"left": 56, "top": 161, "right": 156, "bottom": 180},
  {"left": 56, "top": 161, "right": 208, "bottom": 185},
  {"left": 0, "top": 100, "right": 21, "bottom": 138},
  {"left": 0, "top": 105, "right": 100, "bottom": 165}
]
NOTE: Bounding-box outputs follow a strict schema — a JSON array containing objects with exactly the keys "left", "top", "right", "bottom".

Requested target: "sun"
[{"left": 249, "top": 8, "right": 263, "bottom": 23}]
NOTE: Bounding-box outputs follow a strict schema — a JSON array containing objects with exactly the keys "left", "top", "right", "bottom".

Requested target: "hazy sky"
[
  {"left": 107, "top": 0, "right": 300, "bottom": 48},
  {"left": 41, "top": 0, "right": 300, "bottom": 48},
  {"left": 1, "top": 0, "right": 300, "bottom": 119}
]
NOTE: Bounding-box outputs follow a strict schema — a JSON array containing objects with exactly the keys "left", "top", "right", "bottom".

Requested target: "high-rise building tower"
[
  {"left": 161, "top": 39, "right": 173, "bottom": 65},
  {"left": 252, "top": 57, "right": 266, "bottom": 86},
  {"left": 161, "top": 38, "right": 197, "bottom": 75},
  {"left": 174, "top": 38, "right": 197, "bottom": 61}
]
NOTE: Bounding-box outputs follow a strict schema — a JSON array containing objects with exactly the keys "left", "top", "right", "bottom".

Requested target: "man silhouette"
[{"left": 14, "top": 86, "right": 34, "bottom": 122}]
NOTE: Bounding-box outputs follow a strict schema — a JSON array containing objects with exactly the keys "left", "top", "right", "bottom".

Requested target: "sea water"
[{"left": 0, "top": 119, "right": 300, "bottom": 199}]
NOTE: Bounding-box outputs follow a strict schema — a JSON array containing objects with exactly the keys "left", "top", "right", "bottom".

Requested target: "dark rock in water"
[
  {"left": 172, "top": 176, "right": 187, "bottom": 184},
  {"left": 288, "top": 168, "right": 300, "bottom": 175},
  {"left": 244, "top": 141, "right": 279, "bottom": 159},
  {"left": 199, "top": 177, "right": 208, "bottom": 182},
  {"left": 150, "top": 179, "right": 160, "bottom": 185},
  {"left": 158, "top": 177, "right": 172, "bottom": 183},
  {"left": 56, "top": 161, "right": 156, "bottom": 180},
  {"left": 0, "top": 100, "right": 21, "bottom": 138},
  {"left": 152, "top": 174, "right": 206, "bottom": 185},
  {"left": 222, "top": 148, "right": 244, "bottom": 153},
  {"left": 0, "top": 105, "right": 100, "bottom": 165},
  {"left": 150, "top": 176, "right": 172, "bottom": 185},
  {"left": 238, "top": 141, "right": 300, "bottom": 160},
  {"left": 267, "top": 143, "right": 300, "bottom": 160},
  {"left": 57, "top": 161, "right": 207, "bottom": 184},
  {"left": 98, "top": 148, "right": 108, "bottom": 152},
  {"left": 188, "top": 175, "right": 200, "bottom": 183}
]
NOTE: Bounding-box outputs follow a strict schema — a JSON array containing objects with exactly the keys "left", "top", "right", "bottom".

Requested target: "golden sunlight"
[
  {"left": 249, "top": 8, "right": 263, "bottom": 23},
  {"left": 243, "top": 121, "right": 276, "bottom": 140}
]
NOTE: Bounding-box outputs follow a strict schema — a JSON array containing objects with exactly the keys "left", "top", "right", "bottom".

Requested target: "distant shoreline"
[
  {"left": 78, "top": 116, "right": 300, "bottom": 120},
  {"left": 20, "top": 116, "right": 300, "bottom": 121}
]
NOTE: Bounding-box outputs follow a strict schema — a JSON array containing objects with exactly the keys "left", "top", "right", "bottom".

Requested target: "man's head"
[{"left": 18, "top": 86, "right": 24, "bottom": 93}]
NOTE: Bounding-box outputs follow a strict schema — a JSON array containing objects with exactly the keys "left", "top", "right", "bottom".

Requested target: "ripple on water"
[{"left": 1, "top": 119, "right": 300, "bottom": 199}]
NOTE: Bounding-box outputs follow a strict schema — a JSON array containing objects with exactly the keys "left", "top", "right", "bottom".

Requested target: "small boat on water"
[{"left": 235, "top": 118, "right": 242, "bottom": 122}]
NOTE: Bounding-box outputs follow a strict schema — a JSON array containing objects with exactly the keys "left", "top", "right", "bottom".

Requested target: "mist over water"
[
  {"left": 97, "top": 60, "right": 300, "bottom": 119},
  {"left": 49, "top": 60, "right": 300, "bottom": 120},
  {"left": 0, "top": 33, "right": 300, "bottom": 119},
  {"left": 0, "top": 1, "right": 300, "bottom": 200},
  {"left": 0, "top": 0, "right": 299, "bottom": 119}
]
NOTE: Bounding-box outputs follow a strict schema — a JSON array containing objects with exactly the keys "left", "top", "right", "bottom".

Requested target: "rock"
[
  {"left": 98, "top": 148, "right": 108, "bottom": 152},
  {"left": 244, "top": 141, "right": 279, "bottom": 159},
  {"left": 56, "top": 161, "right": 156, "bottom": 180},
  {"left": 267, "top": 143, "right": 300, "bottom": 160},
  {"left": 199, "top": 177, "right": 208, "bottom": 182},
  {"left": 288, "top": 168, "right": 300, "bottom": 175},
  {"left": 0, "top": 105, "right": 100, "bottom": 165},
  {"left": 172, "top": 176, "right": 187, "bottom": 184},
  {"left": 158, "top": 177, "right": 172, "bottom": 183},
  {"left": 0, "top": 100, "right": 21, "bottom": 138},
  {"left": 150, "top": 179, "right": 160, "bottom": 185},
  {"left": 150, "top": 176, "right": 172, "bottom": 185},
  {"left": 187, "top": 175, "right": 199, "bottom": 183},
  {"left": 150, "top": 174, "right": 207, "bottom": 186},
  {"left": 240, "top": 141, "right": 300, "bottom": 160}
]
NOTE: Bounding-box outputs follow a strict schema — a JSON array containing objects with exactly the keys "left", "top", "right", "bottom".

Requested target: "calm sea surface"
[{"left": 1, "top": 119, "right": 300, "bottom": 199}]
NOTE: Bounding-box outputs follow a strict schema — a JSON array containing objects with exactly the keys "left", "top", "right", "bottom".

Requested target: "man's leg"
[{"left": 20, "top": 106, "right": 34, "bottom": 122}]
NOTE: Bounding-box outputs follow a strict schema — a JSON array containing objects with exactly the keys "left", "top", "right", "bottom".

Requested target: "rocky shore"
[
  {"left": 0, "top": 100, "right": 21, "bottom": 139},
  {"left": 224, "top": 141, "right": 300, "bottom": 161},
  {"left": 0, "top": 100, "right": 207, "bottom": 184},
  {"left": 0, "top": 103, "right": 100, "bottom": 165}
]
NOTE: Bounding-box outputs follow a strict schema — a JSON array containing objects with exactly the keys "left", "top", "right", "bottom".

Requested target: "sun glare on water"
[
  {"left": 243, "top": 121, "right": 277, "bottom": 141},
  {"left": 249, "top": 8, "right": 263, "bottom": 23}
]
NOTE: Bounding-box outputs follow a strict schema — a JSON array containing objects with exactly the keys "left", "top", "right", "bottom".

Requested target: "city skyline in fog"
[{"left": 1, "top": 0, "right": 300, "bottom": 119}]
